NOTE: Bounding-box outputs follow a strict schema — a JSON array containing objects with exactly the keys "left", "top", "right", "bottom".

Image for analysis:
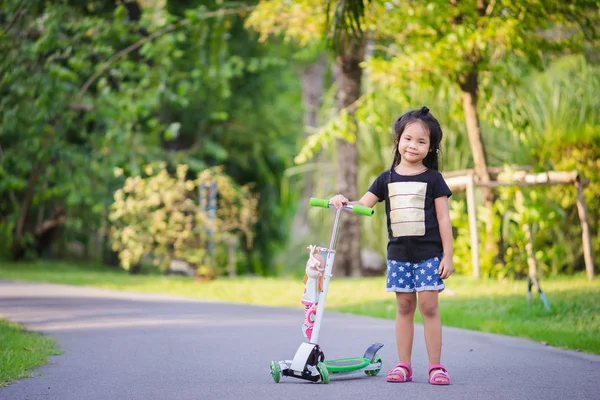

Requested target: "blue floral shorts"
[{"left": 386, "top": 255, "right": 445, "bottom": 293}]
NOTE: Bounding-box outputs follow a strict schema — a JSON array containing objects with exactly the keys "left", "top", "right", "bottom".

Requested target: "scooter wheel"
[
  {"left": 270, "top": 360, "right": 281, "bottom": 383},
  {"left": 317, "top": 362, "right": 329, "bottom": 384},
  {"left": 365, "top": 355, "right": 382, "bottom": 376}
]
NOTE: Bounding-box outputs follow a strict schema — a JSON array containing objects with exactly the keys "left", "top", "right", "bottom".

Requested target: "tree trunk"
[
  {"left": 12, "top": 160, "right": 44, "bottom": 259},
  {"left": 459, "top": 69, "right": 496, "bottom": 269},
  {"left": 35, "top": 205, "right": 66, "bottom": 258},
  {"left": 335, "top": 36, "right": 365, "bottom": 277},
  {"left": 291, "top": 53, "right": 327, "bottom": 236},
  {"left": 459, "top": 71, "right": 493, "bottom": 207}
]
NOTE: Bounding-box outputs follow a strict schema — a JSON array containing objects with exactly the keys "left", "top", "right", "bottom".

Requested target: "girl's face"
[{"left": 397, "top": 121, "right": 431, "bottom": 166}]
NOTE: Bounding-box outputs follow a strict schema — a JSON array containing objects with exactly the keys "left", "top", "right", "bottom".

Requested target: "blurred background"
[{"left": 1, "top": 0, "right": 598, "bottom": 281}]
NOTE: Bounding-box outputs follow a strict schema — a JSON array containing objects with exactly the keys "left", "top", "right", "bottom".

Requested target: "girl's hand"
[
  {"left": 329, "top": 194, "right": 348, "bottom": 209},
  {"left": 438, "top": 255, "right": 454, "bottom": 279}
]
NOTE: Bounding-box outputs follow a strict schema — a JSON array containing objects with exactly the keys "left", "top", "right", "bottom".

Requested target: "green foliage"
[
  {"left": 366, "top": 0, "right": 598, "bottom": 87},
  {"left": 245, "top": 0, "right": 328, "bottom": 46},
  {"left": 109, "top": 163, "right": 257, "bottom": 272},
  {"left": 450, "top": 56, "right": 600, "bottom": 278},
  {"left": 0, "top": 1, "right": 302, "bottom": 275}
]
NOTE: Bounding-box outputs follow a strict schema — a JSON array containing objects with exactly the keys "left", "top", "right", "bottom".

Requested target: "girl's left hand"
[{"left": 438, "top": 255, "right": 454, "bottom": 279}]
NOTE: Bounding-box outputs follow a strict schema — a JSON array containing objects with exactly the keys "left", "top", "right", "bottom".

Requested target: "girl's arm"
[
  {"left": 329, "top": 192, "right": 379, "bottom": 209},
  {"left": 435, "top": 196, "right": 454, "bottom": 279}
]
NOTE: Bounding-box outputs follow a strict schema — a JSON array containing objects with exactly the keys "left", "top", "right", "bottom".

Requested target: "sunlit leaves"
[
  {"left": 245, "top": 0, "right": 328, "bottom": 45},
  {"left": 109, "top": 163, "right": 258, "bottom": 271},
  {"left": 366, "top": 0, "right": 598, "bottom": 91}
]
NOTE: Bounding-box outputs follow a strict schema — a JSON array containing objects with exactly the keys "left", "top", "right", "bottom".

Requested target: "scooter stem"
[{"left": 309, "top": 207, "right": 342, "bottom": 345}]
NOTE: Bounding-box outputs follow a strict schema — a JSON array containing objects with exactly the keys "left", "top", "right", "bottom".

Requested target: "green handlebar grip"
[
  {"left": 352, "top": 205, "right": 374, "bottom": 216},
  {"left": 309, "top": 197, "right": 330, "bottom": 208}
]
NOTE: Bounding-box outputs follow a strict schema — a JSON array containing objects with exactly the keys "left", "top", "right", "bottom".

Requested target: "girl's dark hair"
[{"left": 389, "top": 106, "right": 443, "bottom": 173}]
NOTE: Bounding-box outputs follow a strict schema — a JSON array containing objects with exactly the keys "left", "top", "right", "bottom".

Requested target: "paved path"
[{"left": 1, "top": 281, "right": 599, "bottom": 400}]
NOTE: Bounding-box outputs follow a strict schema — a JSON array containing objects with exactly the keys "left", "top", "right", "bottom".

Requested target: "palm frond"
[{"left": 325, "top": 0, "right": 370, "bottom": 49}]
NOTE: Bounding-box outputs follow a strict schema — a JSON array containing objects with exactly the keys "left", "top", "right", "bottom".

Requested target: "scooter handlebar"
[
  {"left": 352, "top": 204, "right": 375, "bottom": 216},
  {"left": 308, "top": 197, "right": 374, "bottom": 216},
  {"left": 309, "top": 197, "right": 329, "bottom": 208}
]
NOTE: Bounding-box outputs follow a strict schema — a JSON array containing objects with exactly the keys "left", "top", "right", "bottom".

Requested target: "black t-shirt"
[{"left": 368, "top": 168, "right": 452, "bottom": 262}]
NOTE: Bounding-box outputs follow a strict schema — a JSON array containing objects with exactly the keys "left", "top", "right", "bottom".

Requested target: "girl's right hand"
[{"left": 329, "top": 194, "right": 348, "bottom": 209}]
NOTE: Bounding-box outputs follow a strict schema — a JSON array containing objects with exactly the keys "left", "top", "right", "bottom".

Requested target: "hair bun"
[{"left": 420, "top": 106, "right": 429, "bottom": 114}]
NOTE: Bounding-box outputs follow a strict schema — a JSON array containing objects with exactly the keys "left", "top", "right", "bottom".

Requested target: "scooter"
[{"left": 269, "top": 198, "right": 384, "bottom": 384}]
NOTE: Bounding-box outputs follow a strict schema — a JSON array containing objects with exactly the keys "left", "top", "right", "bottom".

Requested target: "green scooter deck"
[{"left": 322, "top": 357, "right": 371, "bottom": 373}]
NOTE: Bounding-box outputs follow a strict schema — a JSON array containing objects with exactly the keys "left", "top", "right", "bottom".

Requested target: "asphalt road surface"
[{"left": 1, "top": 281, "right": 599, "bottom": 400}]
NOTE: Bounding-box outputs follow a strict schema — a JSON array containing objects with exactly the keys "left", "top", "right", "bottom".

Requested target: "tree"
[
  {"left": 332, "top": 34, "right": 367, "bottom": 277},
  {"left": 247, "top": 0, "right": 371, "bottom": 276},
  {"left": 363, "top": 0, "right": 598, "bottom": 206}
]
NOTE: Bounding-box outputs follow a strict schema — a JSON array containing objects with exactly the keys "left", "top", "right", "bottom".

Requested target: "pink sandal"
[
  {"left": 428, "top": 364, "right": 451, "bottom": 385},
  {"left": 386, "top": 362, "right": 412, "bottom": 383}
]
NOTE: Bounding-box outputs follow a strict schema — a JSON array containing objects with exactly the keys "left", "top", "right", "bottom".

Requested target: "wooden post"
[
  {"left": 575, "top": 180, "right": 595, "bottom": 280},
  {"left": 466, "top": 173, "right": 480, "bottom": 279},
  {"left": 443, "top": 169, "right": 592, "bottom": 280}
]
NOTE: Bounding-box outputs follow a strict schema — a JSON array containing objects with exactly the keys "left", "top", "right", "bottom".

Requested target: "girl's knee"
[
  {"left": 396, "top": 295, "right": 417, "bottom": 316},
  {"left": 418, "top": 300, "right": 439, "bottom": 318}
]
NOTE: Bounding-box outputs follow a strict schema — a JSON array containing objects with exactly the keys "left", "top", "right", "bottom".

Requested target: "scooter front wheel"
[
  {"left": 365, "top": 355, "right": 382, "bottom": 376},
  {"left": 270, "top": 360, "right": 281, "bottom": 383},
  {"left": 317, "top": 362, "right": 329, "bottom": 384}
]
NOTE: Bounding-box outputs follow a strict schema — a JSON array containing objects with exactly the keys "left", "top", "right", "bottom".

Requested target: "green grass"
[
  {"left": 1, "top": 261, "right": 599, "bottom": 355},
  {"left": 0, "top": 319, "right": 62, "bottom": 387}
]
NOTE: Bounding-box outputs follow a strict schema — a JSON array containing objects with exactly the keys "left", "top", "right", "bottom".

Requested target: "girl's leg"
[
  {"left": 394, "top": 292, "right": 417, "bottom": 372},
  {"left": 417, "top": 290, "right": 443, "bottom": 372}
]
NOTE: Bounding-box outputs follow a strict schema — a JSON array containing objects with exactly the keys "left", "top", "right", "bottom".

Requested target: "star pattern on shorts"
[{"left": 387, "top": 257, "right": 445, "bottom": 292}]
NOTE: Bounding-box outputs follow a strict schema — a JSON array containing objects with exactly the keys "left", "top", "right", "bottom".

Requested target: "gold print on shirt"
[{"left": 388, "top": 181, "right": 427, "bottom": 237}]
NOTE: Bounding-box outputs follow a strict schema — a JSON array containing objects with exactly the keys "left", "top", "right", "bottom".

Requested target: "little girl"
[{"left": 330, "top": 106, "right": 453, "bottom": 385}]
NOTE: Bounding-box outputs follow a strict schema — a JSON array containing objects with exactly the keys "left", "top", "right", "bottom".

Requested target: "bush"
[{"left": 108, "top": 163, "right": 258, "bottom": 273}]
